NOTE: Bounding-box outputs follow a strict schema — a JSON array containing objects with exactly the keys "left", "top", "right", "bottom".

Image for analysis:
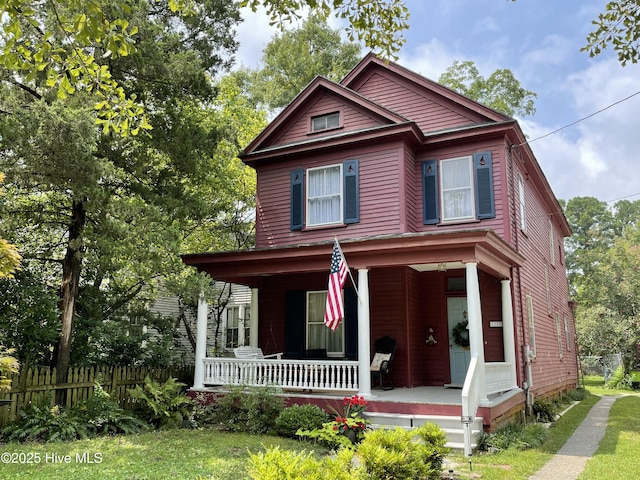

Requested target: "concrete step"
[{"left": 363, "top": 412, "right": 483, "bottom": 451}]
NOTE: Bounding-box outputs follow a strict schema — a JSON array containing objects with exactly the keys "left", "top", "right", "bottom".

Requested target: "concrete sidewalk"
[{"left": 528, "top": 395, "right": 619, "bottom": 480}]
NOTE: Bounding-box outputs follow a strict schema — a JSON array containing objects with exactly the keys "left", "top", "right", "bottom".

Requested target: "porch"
[{"left": 190, "top": 374, "right": 524, "bottom": 451}]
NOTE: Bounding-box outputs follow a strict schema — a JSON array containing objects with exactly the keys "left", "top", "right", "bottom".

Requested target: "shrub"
[
  {"left": 2, "top": 393, "right": 90, "bottom": 442},
  {"left": 357, "top": 424, "right": 449, "bottom": 480},
  {"left": 297, "top": 395, "right": 369, "bottom": 447},
  {"left": 248, "top": 423, "right": 449, "bottom": 480},
  {"left": 478, "top": 422, "right": 549, "bottom": 452},
  {"left": 2, "top": 382, "right": 147, "bottom": 443},
  {"left": 605, "top": 365, "right": 633, "bottom": 390},
  {"left": 78, "top": 382, "right": 146, "bottom": 435},
  {"left": 128, "top": 376, "right": 192, "bottom": 428},
  {"left": 275, "top": 404, "right": 329, "bottom": 438},
  {"left": 211, "top": 385, "right": 284, "bottom": 434},
  {"left": 532, "top": 399, "right": 557, "bottom": 423},
  {"left": 0, "top": 346, "right": 19, "bottom": 392}
]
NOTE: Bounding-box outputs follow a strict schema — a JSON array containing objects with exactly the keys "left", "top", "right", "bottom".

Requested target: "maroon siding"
[
  {"left": 509, "top": 158, "right": 578, "bottom": 396},
  {"left": 351, "top": 71, "right": 487, "bottom": 133},
  {"left": 255, "top": 143, "right": 406, "bottom": 248},
  {"left": 479, "top": 271, "right": 505, "bottom": 362},
  {"left": 414, "top": 140, "right": 507, "bottom": 239}
]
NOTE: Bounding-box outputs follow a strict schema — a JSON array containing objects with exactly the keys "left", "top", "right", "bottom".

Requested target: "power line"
[{"left": 513, "top": 89, "right": 640, "bottom": 148}]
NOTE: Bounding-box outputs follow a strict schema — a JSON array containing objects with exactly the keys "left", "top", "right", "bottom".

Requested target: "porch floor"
[{"left": 192, "top": 385, "right": 521, "bottom": 413}]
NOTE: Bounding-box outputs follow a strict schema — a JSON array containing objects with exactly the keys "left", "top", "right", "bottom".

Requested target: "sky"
[{"left": 233, "top": 0, "right": 640, "bottom": 205}]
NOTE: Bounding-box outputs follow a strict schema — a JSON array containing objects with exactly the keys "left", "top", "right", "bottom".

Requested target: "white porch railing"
[
  {"left": 202, "top": 357, "right": 359, "bottom": 392},
  {"left": 485, "top": 362, "right": 514, "bottom": 395},
  {"left": 461, "top": 353, "right": 479, "bottom": 457}
]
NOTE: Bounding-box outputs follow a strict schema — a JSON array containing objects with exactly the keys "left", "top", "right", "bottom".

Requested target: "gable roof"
[
  {"left": 241, "top": 76, "right": 409, "bottom": 157},
  {"left": 342, "top": 52, "right": 511, "bottom": 124}
]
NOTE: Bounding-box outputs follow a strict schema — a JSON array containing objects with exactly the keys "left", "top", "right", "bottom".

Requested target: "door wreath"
[{"left": 452, "top": 320, "right": 470, "bottom": 348}]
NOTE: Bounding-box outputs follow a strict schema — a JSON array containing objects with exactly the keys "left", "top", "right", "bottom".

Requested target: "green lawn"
[
  {"left": 578, "top": 395, "right": 640, "bottom": 479},
  {"left": 0, "top": 429, "right": 328, "bottom": 480},
  {"left": 2, "top": 378, "right": 638, "bottom": 479}
]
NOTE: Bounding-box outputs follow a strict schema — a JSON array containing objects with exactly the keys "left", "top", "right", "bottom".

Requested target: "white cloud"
[{"left": 520, "top": 57, "right": 640, "bottom": 203}]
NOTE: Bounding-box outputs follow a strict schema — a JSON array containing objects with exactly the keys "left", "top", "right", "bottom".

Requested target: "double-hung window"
[
  {"left": 307, "top": 165, "right": 342, "bottom": 226},
  {"left": 306, "top": 291, "right": 344, "bottom": 356},
  {"left": 224, "top": 305, "right": 250, "bottom": 349},
  {"left": 290, "top": 160, "right": 359, "bottom": 230},
  {"left": 422, "top": 152, "right": 495, "bottom": 225},
  {"left": 441, "top": 156, "right": 475, "bottom": 221}
]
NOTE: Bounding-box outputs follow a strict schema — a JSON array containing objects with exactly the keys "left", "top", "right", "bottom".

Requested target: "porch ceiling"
[{"left": 181, "top": 230, "right": 525, "bottom": 287}]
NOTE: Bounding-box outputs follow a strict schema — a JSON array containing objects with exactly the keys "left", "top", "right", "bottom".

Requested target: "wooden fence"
[{"left": 0, "top": 365, "right": 194, "bottom": 427}]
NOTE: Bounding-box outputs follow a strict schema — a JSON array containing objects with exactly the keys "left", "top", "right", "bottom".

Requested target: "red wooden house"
[{"left": 183, "top": 54, "right": 579, "bottom": 450}]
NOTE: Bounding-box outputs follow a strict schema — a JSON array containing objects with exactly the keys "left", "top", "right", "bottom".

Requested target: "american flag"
[{"left": 324, "top": 240, "right": 349, "bottom": 330}]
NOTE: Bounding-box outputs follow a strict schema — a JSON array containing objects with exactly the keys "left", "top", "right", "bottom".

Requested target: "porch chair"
[
  {"left": 233, "top": 346, "right": 283, "bottom": 359},
  {"left": 370, "top": 336, "right": 397, "bottom": 390}
]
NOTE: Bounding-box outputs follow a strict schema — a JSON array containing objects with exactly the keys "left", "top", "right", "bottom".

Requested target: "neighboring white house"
[{"left": 149, "top": 283, "right": 253, "bottom": 362}]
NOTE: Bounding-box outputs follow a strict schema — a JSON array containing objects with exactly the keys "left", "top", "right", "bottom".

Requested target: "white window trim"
[
  {"left": 306, "top": 290, "right": 344, "bottom": 357},
  {"left": 564, "top": 314, "right": 572, "bottom": 351},
  {"left": 549, "top": 219, "right": 556, "bottom": 265},
  {"left": 440, "top": 156, "right": 475, "bottom": 222},
  {"left": 311, "top": 112, "right": 340, "bottom": 132},
  {"left": 555, "top": 312, "right": 564, "bottom": 359},
  {"left": 306, "top": 163, "right": 343, "bottom": 227},
  {"left": 518, "top": 174, "right": 527, "bottom": 231},
  {"left": 526, "top": 294, "right": 536, "bottom": 358},
  {"left": 223, "top": 304, "right": 250, "bottom": 349}
]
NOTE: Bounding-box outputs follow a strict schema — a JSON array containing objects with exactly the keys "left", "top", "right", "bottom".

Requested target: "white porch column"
[
  {"left": 501, "top": 279, "right": 518, "bottom": 389},
  {"left": 466, "top": 262, "right": 488, "bottom": 402},
  {"left": 193, "top": 294, "right": 209, "bottom": 389},
  {"left": 250, "top": 287, "right": 259, "bottom": 347},
  {"left": 357, "top": 268, "right": 372, "bottom": 398}
]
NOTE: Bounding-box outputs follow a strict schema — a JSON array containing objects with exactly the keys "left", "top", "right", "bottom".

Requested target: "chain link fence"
[{"left": 580, "top": 353, "right": 623, "bottom": 382}]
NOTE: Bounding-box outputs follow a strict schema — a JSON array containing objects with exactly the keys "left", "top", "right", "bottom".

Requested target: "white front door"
[{"left": 448, "top": 297, "right": 470, "bottom": 385}]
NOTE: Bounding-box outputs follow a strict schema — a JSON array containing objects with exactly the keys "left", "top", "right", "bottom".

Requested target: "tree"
[
  {"left": 563, "top": 197, "right": 640, "bottom": 369},
  {"left": 438, "top": 60, "right": 537, "bottom": 117},
  {"left": 583, "top": 0, "right": 640, "bottom": 65},
  {"left": 0, "top": 0, "right": 243, "bottom": 379},
  {"left": 0, "top": 0, "right": 408, "bottom": 136},
  {"left": 0, "top": 173, "right": 20, "bottom": 278},
  {"left": 237, "top": 14, "right": 362, "bottom": 111}
]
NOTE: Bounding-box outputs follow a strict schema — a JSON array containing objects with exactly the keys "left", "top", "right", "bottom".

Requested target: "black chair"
[{"left": 371, "top": 336, "right": 397, "bottom": 390}]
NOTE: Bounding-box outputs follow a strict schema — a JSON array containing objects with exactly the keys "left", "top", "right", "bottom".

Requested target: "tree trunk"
[{"left": 54, "top": 199, "right": 86, "bottom": 392}]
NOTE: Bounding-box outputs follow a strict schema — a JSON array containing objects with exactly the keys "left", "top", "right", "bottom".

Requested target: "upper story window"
[
  {"left": 290, "top": 160, "right": 359, "bottom": 230},
  {"left": 307, "top": 164, "right": 343, "bottom": 226},
  {"left": 518, "top": 174, "right": 527, "bottom": 231},
  {"left": 441, "top": 156, "right": 475, "bottom": 221},
  {"left": 422, "top": 152, "right": 495, "bottom": 225},
  {"left": 311, "top": 112, "right": 340, "bottom": 132}
]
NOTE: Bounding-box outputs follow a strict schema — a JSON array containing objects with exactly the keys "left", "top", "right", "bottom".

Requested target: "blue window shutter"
[
  {"left": 284, "top": 290, "right": 305, "bottom": 358},
  {"left": 422, "top": 160, "right": 439, "bottom": 224},
  {"left": 343, "top": 159, "right": 359, "bottom": 224},
  {"left": 474, "top": 152, "right": 495, "bottom": 219},
  {"left": 290, "top": 169, "right": 304, "bottom": 230}
]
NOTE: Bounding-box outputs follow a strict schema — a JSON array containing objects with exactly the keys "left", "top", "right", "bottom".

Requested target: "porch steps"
[{"left": 363, "top": 412, "right": 484, "bottom": 451}]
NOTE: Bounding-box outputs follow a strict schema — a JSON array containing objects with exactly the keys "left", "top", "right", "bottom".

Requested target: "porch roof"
[{"left": 182, "top": 230, "right": 525, "bottom": 288}]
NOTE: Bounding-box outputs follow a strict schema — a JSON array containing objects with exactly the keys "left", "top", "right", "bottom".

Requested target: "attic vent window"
[{"left": 311, "top": 112, "right": 340, "bottom": 132}]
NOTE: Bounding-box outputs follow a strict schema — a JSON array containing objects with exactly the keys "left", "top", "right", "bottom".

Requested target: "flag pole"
[{"left": 334, "top": 237, "right": 359, "bottom": 299}]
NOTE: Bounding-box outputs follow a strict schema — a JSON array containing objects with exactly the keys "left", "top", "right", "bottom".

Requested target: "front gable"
[
  {"left": 342, "top": 53, "right": 510, "bottom": 134},
  {"left": 242, "top": 76, "right": 408, "bottom": 158}
]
